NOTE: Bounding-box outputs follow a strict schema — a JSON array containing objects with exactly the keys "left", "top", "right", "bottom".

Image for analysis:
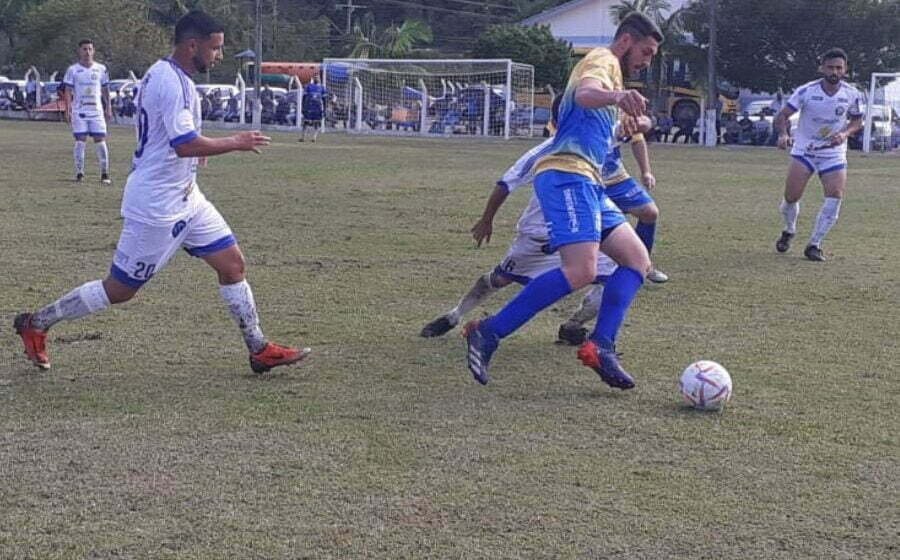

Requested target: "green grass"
[{"left": 1, "top": 120, "right": 898, "bottom": 559}]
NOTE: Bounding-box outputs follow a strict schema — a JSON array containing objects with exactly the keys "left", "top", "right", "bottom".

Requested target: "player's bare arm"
[
  {"left": 631, "top": 139, "right": 655, "bottom": 190},
  {"left": 102, "top": 86, "right": 112, "bottom": 120},
  {"left": 774, "top": 106, "right": 796, "bottom": 150},
  {"left": 575, "top": 77, "right": 647, "bottom": 117},
  {"left": 471, "top": 184, "right": 510, "bottom": 247},
  {"left": 827, "top": 115, "right": 863, "bottom": 147},
  {"left": 174, "top": 131, "right": 270, "bottom": 158},
  {"left": 62, "top": 87, "right": 72, "bottom": 124}
]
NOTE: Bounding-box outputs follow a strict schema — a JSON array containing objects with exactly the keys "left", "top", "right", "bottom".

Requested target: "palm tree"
[
  {"left": 609, "top": 0, "right": 672, "bottom": 25},
  {"left": 348, "top": 13, "right": 433, "bottom": 59}
]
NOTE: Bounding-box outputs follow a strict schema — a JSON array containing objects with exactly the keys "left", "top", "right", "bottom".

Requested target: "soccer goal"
[
  {"left": 321, "top": 58, "right": 535, "bottom": 139},
  {"left": 863, "top": 72, "right": 900, "bottom": 153}
]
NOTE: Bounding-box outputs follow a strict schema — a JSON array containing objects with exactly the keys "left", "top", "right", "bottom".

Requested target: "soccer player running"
[
  {"left": 463, "top": 12, "right": 662, "bottom": 389},
  {"left": 62, "top": 39, "right": 114, "bottom": 185},
  {"left": 14, "top": 11, "right": 310, "bottom": 374},
  {"left": 774, "top": 48, "right": 863, "bottom": 262}
]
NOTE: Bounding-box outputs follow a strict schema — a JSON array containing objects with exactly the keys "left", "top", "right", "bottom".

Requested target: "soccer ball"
[{"left": 679, "top": 360, "right": 733, "bottom": 411}]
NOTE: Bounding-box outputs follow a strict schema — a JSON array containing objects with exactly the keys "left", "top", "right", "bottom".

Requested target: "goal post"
[
  {"left": 863, "top": 72, "right": 900, "bottom": 153},
  {"left": 321, "top": 58, "right": 535, "bottom": 139}
]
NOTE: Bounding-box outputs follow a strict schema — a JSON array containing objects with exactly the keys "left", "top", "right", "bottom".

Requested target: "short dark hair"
[
  {"left": 615, "top": 12, "right": 664, "bottom": 44},
  {"left": 821, "top": 48, "right": 848, "bottom": 64},
  {"left": 78, "top": 39, "right": 93, "bottom": 47},
  {"left": 174, "top": 10, "right": 225, "bottom": 44}
]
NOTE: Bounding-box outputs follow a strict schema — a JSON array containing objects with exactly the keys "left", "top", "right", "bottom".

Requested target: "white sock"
[
  {"left": 31, "top": 280, "right": 110, "bottom": 331},
  {"left": 95, "top": 141, "right": 109, "bottom": 174},
  {"left": 809, "top": 197, "right": 842, "bottom": 247},
  {"left": 219, "top": 280, "right": 267, "bottom": 353},
  {"left": 568, "top": 285, "right": 604, "bottom": 326},
  {"left": 779, "top": 199, "right": 800, "bottom": 234},
  {"left": 74, "top": 141, "right": 86, "bottom": 174},
  {"left": 448, "top": 273, "right": 499, "bottom": 323}
]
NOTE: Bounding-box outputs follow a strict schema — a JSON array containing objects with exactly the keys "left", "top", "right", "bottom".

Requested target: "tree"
[
  {"left": 18, "top": 0, "right": 169, "bottom": 78},
  {"left": 471, "top": 24, "right": 572, "bottom": 90},
  {"left": 609, "top": 0, "right": 671, "bottom": 25},
  {"left": 346, "top": 14, "right": 433, "bottom": 59},
  {"left": 682, "top": 0, "right": 900, "bottom": 92}
]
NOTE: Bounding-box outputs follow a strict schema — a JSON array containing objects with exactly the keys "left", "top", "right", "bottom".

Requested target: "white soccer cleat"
[{"left": 647, "top": 268, "right": 669, "bottom": 283}]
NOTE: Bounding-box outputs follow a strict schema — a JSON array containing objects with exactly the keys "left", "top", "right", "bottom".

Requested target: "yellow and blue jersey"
[
  {"left": 601, "top": 132, "right": 644, "bottom": 186},
  {"left": 534, "top": 48, "right": 623, "bottom": 183}
]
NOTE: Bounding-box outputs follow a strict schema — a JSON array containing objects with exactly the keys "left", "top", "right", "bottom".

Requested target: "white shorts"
[
  {"left": 494, "top": 234, "right": 618, "bottom": 285},
  {"left": 72, "top": 111, "right": 107, "bottom": 139},
  {"left": 790, "top": 151, "right": 847, "bottom": 176},
  {"left": 110, "top": 198, "right": 235, "bottom": 288}
]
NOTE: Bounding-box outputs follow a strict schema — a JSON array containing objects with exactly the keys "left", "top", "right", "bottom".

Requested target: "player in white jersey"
[
  {"left": 62, "top": 39, "right": 113, "bottom": 185},
  {"left": 420, "top": 111, "right": 656, "bottom": 344},
  {"left": 773, "top": 48, "right": 863, "bottom": 261},
  {"left": 14, "top": 10, "right": 309, "bottom": 374}
]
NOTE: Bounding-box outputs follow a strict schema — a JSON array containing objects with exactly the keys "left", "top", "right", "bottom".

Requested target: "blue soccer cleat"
[
  {"left": 462, "top": 319, "right": 498, "bottom": 386},
  {"left": 577, "top": 340, "right": 635, "bottom": 390}
]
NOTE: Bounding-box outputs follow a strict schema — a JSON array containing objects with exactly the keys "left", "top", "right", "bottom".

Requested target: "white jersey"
[
  {"left": 123, "top": 58, "right": 205, "bottom": 225},
  {"left": 63, "top": 62, "right": 109, "bottom": 116},
  {"left": 497, "top": 139, "right": 554, "bottom": 238},
  {"left": 787, "top": 79, "right": 863, "bottom": 158}
]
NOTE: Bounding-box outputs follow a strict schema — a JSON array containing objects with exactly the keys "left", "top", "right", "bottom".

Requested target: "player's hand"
[
  {"left": 642, "top": 172, "right": 656, "bottom": 190},
  {"left": 827, "top": 131, "right": 848, "bottom": 147},
  {"left": 471, "top": 217, "right": 494, "bottom": 247},
  {"left": 232, "top": 130, "right": 271, "bottom": 153},
  {"left": 619, "top": 114, "right": 638, "bottom": 137},
  {"left": 777, "top": 134, "right": 793, "bottom": 150},
  {"left": 615, "top": 90, "right": 648, "bottom": 118}
]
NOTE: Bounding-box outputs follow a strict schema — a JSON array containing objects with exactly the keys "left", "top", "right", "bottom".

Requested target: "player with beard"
[
  {"left": 774, "top": 48, "right": 863, "bottom": 261},
  {"left": 14, "top": 10, "right": 310, "bottom": 374},
  {"left": 463, "top": 12, "right": 662, "bottom": 390}
]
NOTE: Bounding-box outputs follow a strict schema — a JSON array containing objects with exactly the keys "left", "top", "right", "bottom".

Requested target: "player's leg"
[
  {"left": 186, "top": 203, "right": 309, "bottom": 373},
  {"left": 420, "top": 270, "right": 511, "bottom": 338},
  {"left": 777, "top": 157, "right": 814, "bottom": 252},
  {"left": 73, "top": 134, "right": 87, "bottom": 182},
  {"left": 13, "top": 219, "right": 179, "bottom": 370},
  {"left": 463, "top": 171, "right": 600, "bottom": 384},
  {"left": 607, "top": 178, "right": 667, "bottom": 282},
  {"left": 805, "top": 163, "right": 847, "bottom": 261},
  {"left": 90, "top": 119, "right": 111, "bottom": 185},
  {"left": 557, "top": 252, "right": 618, "bottom": 345},
  {"left": 576, "top": 196, "right": 651, "bottom": 389}
]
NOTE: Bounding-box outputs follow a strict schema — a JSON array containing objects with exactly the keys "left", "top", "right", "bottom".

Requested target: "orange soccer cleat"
[
  {"left": 13, "top": 313, "right": 51, "bottom": 370},
  {"left": 249, "top": 342, "right": 311, "bottom": 374}
]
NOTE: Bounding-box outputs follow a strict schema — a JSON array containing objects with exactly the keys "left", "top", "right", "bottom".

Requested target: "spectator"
[
  {"left": 754, "top": 118, "right": 771, "bottom": 146},
  {"left": 738, "top": 111, "right": 754, "bottom": 144},
  {"left": 224, "top": 95, "right": 240, "bottom": 122},
  {"left": 25, "top": 75, "right": 38, "bottom": 109},
  {"left": 723, "top": 113, "right": 741, "bottom": 144},
  {"left": 654, "top": 112, "right": 673, "bottom": 142},
  {"left": 672, "top": 115, "right": 695, "bottom": 144}
]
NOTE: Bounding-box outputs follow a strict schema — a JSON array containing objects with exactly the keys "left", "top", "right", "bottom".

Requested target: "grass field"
[{"left": 1, "top": 120, "right": 898, "bottom": 559}]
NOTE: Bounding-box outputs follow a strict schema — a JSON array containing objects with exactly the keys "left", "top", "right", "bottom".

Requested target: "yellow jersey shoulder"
[{"left": 570, "top": 47, "right": 623, "bottom": 92}]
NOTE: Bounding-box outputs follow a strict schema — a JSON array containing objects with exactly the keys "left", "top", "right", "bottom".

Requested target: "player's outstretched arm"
[
  {"left": 471, "top": 184, "right": 510, "bottom": 247},
  {"left": 174, "top": 130, "right": 271, "bottom": 158},
  {"left": 774, "top": 106, "right": 796, "bottom": 150}
]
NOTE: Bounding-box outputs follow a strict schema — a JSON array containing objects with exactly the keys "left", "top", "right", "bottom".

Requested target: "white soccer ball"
[{"left": 679, "top": 360, "right": 733, "bottom": 411}]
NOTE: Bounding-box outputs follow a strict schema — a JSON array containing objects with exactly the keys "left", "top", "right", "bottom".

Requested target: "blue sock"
[
  {"left": 635, "top": 221, "right": 656, "bottom": 254},
  {"left": 484, "top": 268, "right": 572, "bottom": 339},
  {"left": 590, "top": 266, "right": 644, "bottom": 348}
]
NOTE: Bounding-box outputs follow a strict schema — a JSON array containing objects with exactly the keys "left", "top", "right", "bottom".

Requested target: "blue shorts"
[
  {"left": 533, "top": 170, "right": 627, "bottom": 253},
  {"left": 605, "top": 177, "right": 654, "bottom": 211}
]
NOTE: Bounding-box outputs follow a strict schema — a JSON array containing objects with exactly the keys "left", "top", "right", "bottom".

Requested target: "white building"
[{"left": 521, "top": 0, "right": 691, "bottom": 54}]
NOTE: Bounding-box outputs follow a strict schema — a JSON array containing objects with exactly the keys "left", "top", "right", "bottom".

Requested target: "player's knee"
[
  {"left": 216, "top": 256, "right": 246, "bottom": 284},
  {"left": 102, "top": 278, "right": 139, "bottom": 304},
  {"left": 562, "top": 262, "right": 597, "bottom": 289},
  {"left": 487, "top": 271, "right": 511, "bottom": 289},
  {"left": 635, "top": 204, "right": 659, "bottom": 223}
]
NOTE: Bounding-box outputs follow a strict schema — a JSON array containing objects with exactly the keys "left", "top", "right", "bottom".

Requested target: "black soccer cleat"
[
  {"left": 100, "top": 173, "right": 112, "bottom": 186},
  {"left": 804, "top": 244, "right": 826, "bottom": 262},
  {"left": 776, "top": 231, "right": 794, "bottom": 253},
  {"left": 75, "top": 172, "right": 84, "bottom": 183},
  {"left": 556, "top": 322, "right": 588, "bottom": 346},
  {"left": 420, "top": 314, "right": 458, "bottom": 338}
]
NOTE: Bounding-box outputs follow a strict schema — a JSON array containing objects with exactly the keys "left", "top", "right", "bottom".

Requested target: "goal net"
[
  {"left": 863, "top": 72, "right": 900, "bottom": 153},
  {"left": 321, "top": 58, "right": 535, "bottom": 139}
]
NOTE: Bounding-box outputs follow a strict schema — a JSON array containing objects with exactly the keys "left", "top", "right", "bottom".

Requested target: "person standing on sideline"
[
  {"left": 62, "top": 39, "right": 113, "bottom": 185},
  {"left": 774, "top": 48, "right": 863, "bottom": 261},
  {"left": 14, "top": 10, "right": 310, "bottom": 374},
  {"left": 298, "top": 76, "right": 328, "bottom": 143}
]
